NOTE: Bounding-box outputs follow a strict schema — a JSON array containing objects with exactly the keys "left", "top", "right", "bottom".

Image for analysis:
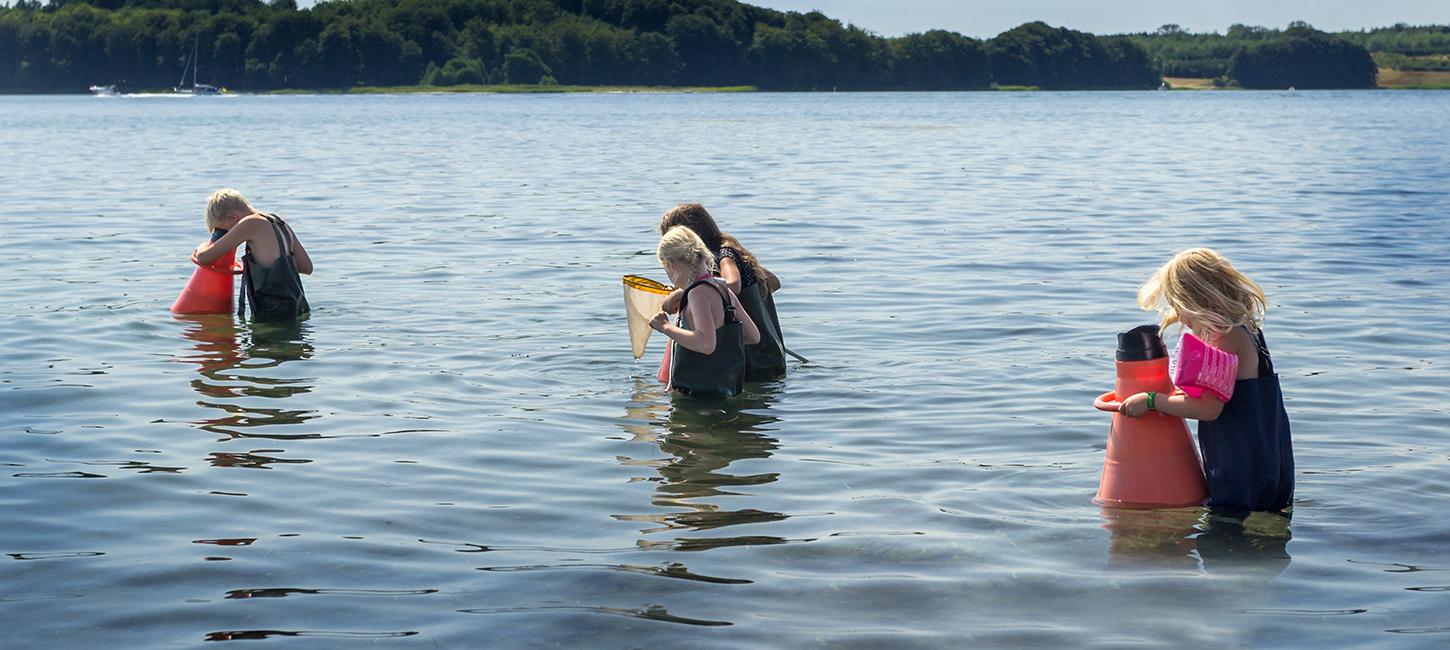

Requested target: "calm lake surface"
[{"left": 2, "top": 90, "right": 1449, "bottom": 648}]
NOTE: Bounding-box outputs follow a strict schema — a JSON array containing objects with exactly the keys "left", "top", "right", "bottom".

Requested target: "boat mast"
[{"left": 176, "top": 42, "right": 194, "bottom": 89}]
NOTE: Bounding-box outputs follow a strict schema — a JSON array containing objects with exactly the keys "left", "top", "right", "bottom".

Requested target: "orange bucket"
[
  {"left": 171, "top": 244, "right": 238, "bottom": 315},
  {"left": 1093, "top": 326, "right": 1207, "bottom": 508}
]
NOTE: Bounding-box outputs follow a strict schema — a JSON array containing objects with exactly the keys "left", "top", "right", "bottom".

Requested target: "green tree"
[
  {"left": 424, "top": 56, "right": 486, "bottom": 85},
  {"left": 1227, "top": 28, "right": 1376, "bottom": 88},
  {"left": 891, "top": 30, "right": 990, "bottom": 90},
  {"left": 988, "top": 21, "right": 1157, "bottom": 89},
  {"left": 501, "top": 46, "right": 550, "bottom": 83}
]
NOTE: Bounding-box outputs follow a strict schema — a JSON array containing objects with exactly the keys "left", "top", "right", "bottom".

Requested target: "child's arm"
[
  {"left": 1121, "top": 327, "right": 1259, "bottom": 421},
  {"left": 193, "top": 218, "right": 260, "bottom": 266},
  {"left": 283, "top": 220, "right": 313, "bottom": 275},
  {"left": 661, "top": 288, "right": 684, "bottom": 314},
  {"left": 1120, "top": 391, "right": 1225, "bottom": 421},
  {"left": 718, "top": 255, "right": 744, "bottom": 295},
  {"left": 649, "top": 287, "right": 720, "bottom": 354}
]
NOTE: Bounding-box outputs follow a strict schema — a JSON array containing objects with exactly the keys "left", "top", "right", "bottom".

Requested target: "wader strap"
[
  {"left": 1248, "top": 326, "right": 1275, "bottom": 375},
  {"left": 238, "top": 215, "right": 294, "bottom": 318},
  {"left": 237, "top": 267, "right": 246, "bottom": 318},
  {"left": 265, "top": 214, "right": 292, "bottom": 255}
]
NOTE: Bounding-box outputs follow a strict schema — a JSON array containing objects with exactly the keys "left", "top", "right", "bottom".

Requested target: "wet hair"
[
  {"left": 658, "top": 203, "right": 760, "bottom": 274},
  {"left": 658, "top": 225, "right": 716, "bottom": 275},
  {"left": 205, "top": 188, "right": 255, "bottom": 230},
  {"left": 1138, "top": 248, "right": 1268, "bottom": 339}
]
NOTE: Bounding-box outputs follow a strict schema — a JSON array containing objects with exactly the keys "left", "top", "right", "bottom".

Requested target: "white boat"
[
  {"left": 89, "top": 84, "right": 119, "bottom": 96},
  {"left": 173, "top": 40, "right": 225, "bottom": 95}
]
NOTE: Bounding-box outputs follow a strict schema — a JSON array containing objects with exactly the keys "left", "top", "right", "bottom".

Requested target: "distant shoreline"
[
  {"left": 1164, "top": 68, "right": 1450, "bottom": 90},
  {"left": 11, "top": 76, "right": 1450, "bottom": 96},
  {"left": 280, "top": 84, "right": 761, "bottom": 95}
]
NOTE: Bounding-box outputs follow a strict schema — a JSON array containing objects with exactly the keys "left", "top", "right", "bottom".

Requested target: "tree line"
[
  {"left": 1128, "top": 21, "right": 1435, "bottom": 87},
  {"left": 0, "top": 0, "right": 1160, "bottom": 91}
]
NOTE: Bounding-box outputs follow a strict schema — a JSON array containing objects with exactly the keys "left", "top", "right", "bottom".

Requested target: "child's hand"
[
  {"left": 648, "top": 312, "right": 669, "bottom": 333},
  {"left": 1119, "top": 392, "right": 1151, "bottom": 418}
]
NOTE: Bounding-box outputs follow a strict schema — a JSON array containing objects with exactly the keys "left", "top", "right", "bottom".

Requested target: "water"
[{"left": 2, "top": 91, "right": 1448, "bottom": 648}]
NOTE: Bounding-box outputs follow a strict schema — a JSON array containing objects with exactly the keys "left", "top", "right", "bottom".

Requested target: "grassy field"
[
  {"left": 1163, "top": 77, "right": 1217, "bottom": 90},
  {"left": 1377, "top": 67, "right": 1450, "bottom": 89},
  {"left": 1161, "top": 69, "right": 1450, "bottom": 90}
]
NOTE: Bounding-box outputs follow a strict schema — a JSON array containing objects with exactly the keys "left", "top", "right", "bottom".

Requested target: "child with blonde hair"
[
  {"left": 192, "top": 189, "right": 312, "bottom": 321},
  {"left": 659, "top": 203, "right": 786, "bottom": 381},
  {"left": 650, "top": 226, "right": 760, "bottom": 397},
  {"left": 1118, "top": 248, "right": 1294, "bottom": 513}
]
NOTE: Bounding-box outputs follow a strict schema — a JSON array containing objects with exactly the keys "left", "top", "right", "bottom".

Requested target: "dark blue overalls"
[{"left": 1197, "top": 327, "right": 1295, "bottom": 513}]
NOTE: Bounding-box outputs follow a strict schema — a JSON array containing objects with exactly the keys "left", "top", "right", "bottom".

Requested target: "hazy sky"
[{"left": 750, "top": 0, "right": 1450, "bottom": 37}]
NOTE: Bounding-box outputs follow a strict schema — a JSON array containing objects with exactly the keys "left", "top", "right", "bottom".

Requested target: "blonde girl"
[
  {"left": 1119, "top": 248, "right": 1293, "bottom": 513},
  {"left": 193, "top": 189, "right": 312, "bottom": 321},
  {"left": 658, "top": 203, "right": 786, "bottom": 380},
  {"left": 649, "top": 226, "right": 760, "bottom": 397}
]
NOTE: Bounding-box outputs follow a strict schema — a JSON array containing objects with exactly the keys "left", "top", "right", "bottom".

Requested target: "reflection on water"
[
  {"left": 1197, "top": 511, "right": 1293, "bottom": 580},
  {"left": 1101, "top": 507, "right": 1203, "bottom": 570},
  {"left": 456, "top": 603, "right": 732, "bottom": 627},
  {"left": 615, "top": 381, "right": 786, "bottom": 552},
  {"left": 1102, "top": 507, "right": 1293, "bottom": 578},
  {"left": 204, "top": 629, "right": 419, "bottom": 642},
  {"left": 6, "top": 92, "right": 1447, "bottom": 647},
  {"left": 174, "top": 315, "right": 317, "bottom": 441}
]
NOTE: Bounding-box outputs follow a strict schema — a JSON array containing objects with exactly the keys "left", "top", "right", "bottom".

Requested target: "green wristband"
[{"left": 1147, "top": 392, "right": 1157, "bottom": 411}]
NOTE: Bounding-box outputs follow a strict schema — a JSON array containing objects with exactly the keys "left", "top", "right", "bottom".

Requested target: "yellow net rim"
[{"left": 623, "top": 275, "right": 672, "bottom": 295}]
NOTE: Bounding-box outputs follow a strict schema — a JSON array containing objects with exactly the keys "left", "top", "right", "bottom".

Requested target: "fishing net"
[{"left": 622, "top": 275, "right": 672, "bottom": 359}]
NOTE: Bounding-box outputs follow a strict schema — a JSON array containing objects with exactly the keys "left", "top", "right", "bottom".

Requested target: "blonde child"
[
  {"left": 192, "top": 189, "right": 312, "bottom": 321},
  {"left": 658, "top": 203, "right": 786, "bottom": 380},
  {"left": 649, "top": 226, "right": 761, "bottom": 397},
  {"left": 1119, "top": 248, "right": 1293, "bottom": 513}
]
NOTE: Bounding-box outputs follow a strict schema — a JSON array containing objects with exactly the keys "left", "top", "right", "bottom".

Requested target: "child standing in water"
[
  {"left": 192, "top": 189, "right": 312, "bottom": 321},
  {"left": 650, "top": 226, "right": 760, "bottom": 397},
  {"left": 1119, "top": 248, "right": 1294, "bottom": 513},
  {"left": 659, "top": 203, "right": 786, "bottom": 380}
]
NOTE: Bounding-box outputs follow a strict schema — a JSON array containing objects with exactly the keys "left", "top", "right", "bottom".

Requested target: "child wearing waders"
[
  {"left": 659, "top": 203, "right": 786, "bottom": 381},
  {"left": 649, "top": 226, "right": 761, "bottom": 398},
  {"left": 1118, "top": 248, "right": 1294, "bottom": 513},
  {"left": 192, "top": 189, "right": 312, "bottom": 322}
]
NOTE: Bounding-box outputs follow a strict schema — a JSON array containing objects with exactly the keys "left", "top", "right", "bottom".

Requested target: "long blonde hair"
[
  {"left": 1137, "top": 248, "right": 1268, "bottom": 339},
  {"left": 205, "top": 188, "right": 255, "bottom": 230},
  {"left": 657, "top": 225, "right": 716, "bottom": 276}
]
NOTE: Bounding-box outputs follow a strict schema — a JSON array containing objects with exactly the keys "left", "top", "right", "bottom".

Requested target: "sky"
[{"left": 749, "top": 0, "right": 1450, "bottom": 37}]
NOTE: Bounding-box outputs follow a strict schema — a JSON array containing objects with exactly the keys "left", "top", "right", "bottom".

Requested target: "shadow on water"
[
  {"left": 614, "top": 379, "right": 789, "bottom": 552},
  {"left": 173, "top": 314, "right": 318, "bottom": 442},
  {"left": 1102, "top": 507, "right": 1293, "bottom": 579}
]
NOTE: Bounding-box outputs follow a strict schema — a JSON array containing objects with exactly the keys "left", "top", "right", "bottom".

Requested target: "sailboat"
[{"left": 174, "top": 39, "right": 223, "bottom": 95}]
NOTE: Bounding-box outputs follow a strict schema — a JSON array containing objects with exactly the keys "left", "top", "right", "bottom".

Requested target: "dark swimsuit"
[
  {"left": 1197, "top": 327, "right": 1295, "bottom": 513},
  {"left": 239, "top": 214, "right": 309, "bottom": 322},
  {"left": 669, "top": 279, "right": 747, "bottom": 398},
  {"left": 716, "top": 247, "right": 786, "bottom": 381}
]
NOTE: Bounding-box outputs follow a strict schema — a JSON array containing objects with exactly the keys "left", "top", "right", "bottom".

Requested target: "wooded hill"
[
  {"left": 2, "top": 1, "right": 1425, "bottom": 92},
  {"left": 1129, "top": 22, "right": 1449, "bottom": 87},
  {"left": 0, "top": 0, "right": 1158, "bottom": 91}
]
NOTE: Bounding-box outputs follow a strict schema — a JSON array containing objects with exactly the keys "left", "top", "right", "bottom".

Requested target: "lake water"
[{"left": 2, "top": 90, "right": 1448, "bottom": 648}]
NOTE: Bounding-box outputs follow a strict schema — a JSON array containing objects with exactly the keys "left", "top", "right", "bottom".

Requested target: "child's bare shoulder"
[{"left": 1215, "top": 326, "right": 1260, "bottom": 378}]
